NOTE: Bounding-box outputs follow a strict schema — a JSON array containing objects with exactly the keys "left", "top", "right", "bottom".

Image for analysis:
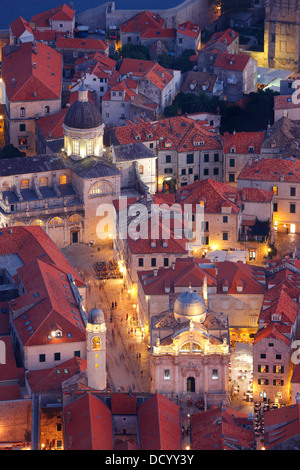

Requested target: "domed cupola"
[
  {"left": 174, "top": 285, "right": 207, "bottom": 324},
  {"left": 88, "top": 307, "right": 105, "bottom": 325},
  {"left": 63, "top": 80, "right": 105, "bottom": 160}
]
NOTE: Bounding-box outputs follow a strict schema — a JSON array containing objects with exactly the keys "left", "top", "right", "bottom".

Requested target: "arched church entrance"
[
  {"left": 187, "top": 376, "right": 195, "bottom": 393},
  {"left": 70, "top": 229, "right": 80, "bottom": 244}
]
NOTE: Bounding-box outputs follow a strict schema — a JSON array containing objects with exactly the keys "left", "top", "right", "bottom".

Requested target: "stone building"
[
  {"left": 264, "top": 0, "right": 300, "bottom": 72},
  {"left": 0, "top": 83, "right": 121, "bottom": 247},
  {"left": 149, "top": 286, "right": 231, "bottom": 406}
]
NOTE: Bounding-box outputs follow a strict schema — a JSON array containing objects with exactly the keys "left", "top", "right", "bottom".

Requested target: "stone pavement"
[{"left": 62, "top": 243, "right": 151, "bottom": 394}]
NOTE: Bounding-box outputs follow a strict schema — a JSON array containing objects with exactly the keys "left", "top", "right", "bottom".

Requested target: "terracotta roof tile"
[
  {"left": 238, "top": 157, "right": 300, "bottom": 182},
  {"left": 2, "top": 41, "right": 62, "bottom": 102},
  {"left": 56, "top": 36, "right": 108, "bottom": 51},
  {"left": 214, "top": 52, "right": 250, "bottom": 72},
  {"left": 30, "top": 4, "right": 75, "bottom": 27},
  {"left": 9, "top": 16, "right": 33, "bottom": 38},
  {"left": 120, "top": 11, "right": 164, "bottom": 34},
  {"left": 221, "top": 131, "right": 265, "bottom": 154}
]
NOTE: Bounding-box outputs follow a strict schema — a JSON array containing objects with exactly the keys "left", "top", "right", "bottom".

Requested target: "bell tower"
[{"left": 86, "top": 307, "right": 107, "bottom": 390}]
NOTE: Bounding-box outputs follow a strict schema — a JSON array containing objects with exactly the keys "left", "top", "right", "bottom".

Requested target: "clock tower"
[{"left": 86, "top": 307, "right": 107, "bottom": 390}]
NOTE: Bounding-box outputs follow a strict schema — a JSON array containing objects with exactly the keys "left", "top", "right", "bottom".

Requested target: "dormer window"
[
  {"left": 248, "top": 146, "right": 254, "bottom": 154},
  {"left": 230, "top": 147, "right": 236, "bottom": 153}
]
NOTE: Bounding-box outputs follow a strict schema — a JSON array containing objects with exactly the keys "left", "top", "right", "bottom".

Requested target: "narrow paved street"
[{"left": 62, "top": 243, "right": 151, "bottom": 394}]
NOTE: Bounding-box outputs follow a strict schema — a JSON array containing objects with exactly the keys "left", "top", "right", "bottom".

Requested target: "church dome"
[
  {"left": 174, "top": 286, "right": 207, "bottom": 324},
  {"left": 64, "top": 82, "right": 103, "bottom": 130},
  {"left": 88, "top": 307, "right": 105, "bottom": 325}
]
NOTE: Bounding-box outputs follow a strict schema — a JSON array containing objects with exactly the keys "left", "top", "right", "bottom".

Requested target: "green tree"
[
  {"left": 119, "top": 43, "right": 150, "bottom": 60},
  {"left": 0, "top": 144, "right": 26, "bottom": 159}
]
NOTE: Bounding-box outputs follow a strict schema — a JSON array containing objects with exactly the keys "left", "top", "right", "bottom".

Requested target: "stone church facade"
[
  {"left": 149, "top": 285, "right": 231, "bottom": 407},
  {"left": 0, "top": 83, "right": 121, "bottom": 247}
]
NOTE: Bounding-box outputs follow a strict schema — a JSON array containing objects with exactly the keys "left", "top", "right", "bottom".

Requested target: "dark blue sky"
[{"left": 0, "top": 0, "right": 182, "bottom": 29}]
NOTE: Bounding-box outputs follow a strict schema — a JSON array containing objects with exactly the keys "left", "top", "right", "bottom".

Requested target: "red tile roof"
[
  {"left": 254, "top": 322, "right": 291, "bottom": 346},
  {"left": 142, "top": 62, "right": 173, "bottom": 90},
  {"left": 2, "top": 41, "right": 62, "bottom": 102},
  {"left": 12, "top": 258, "right": 86, "bottom": 346},
  {"left": 221, "top": 131, "right": 265, "bottom": 154},
  {"left": 120, "top": 11, "right": 164, "bottom": 34},
  {"left": 264, "top": 404, "right": 300, "bottom": 449},
  {"left": 64, "top": 392, "right": 114, "bottom": 450},
  {"left": 141, "top": 28, "right": 176, "bottom": 39},
  {"left": 113, "top": 115, "right": 222, "bottom": 152},
  {"left": 203, "top": 28, "right": 239, "bottom": 50},
  {"left": 30, "top": 4, "right": 75, "bottom": 27},
  {"left": 9, "top": 16, "right": 33, "bottom": 38},
  {"left": 26, "top": 357, "right": 86, "bottom": 392},
  {"left": 37, "top": 108, "right": 67, "bottom": 139},
  {"left": 56, "top": 36, "right": 108, "bottom": 51},
  {"left": 241, "top": 187, "right": 273, "bottom": 203},
  {"left": 110, "top": 393, "right": 137, "bottom": 414},
  {"left": 191, "top": 406, "right": 255, "bottom": 450},
  {"left": 177, "top": 21, "right": 201, "bottom": 39},
  {"left": 238, "top": 158, "right": 300, "bottom": 182},
  {"left": 176, "top": 178, "right": 242, "bottom": 214},
  {"left": 214, "top": 52, "right": 250, "bottom": 72},
  {"left": 102, "top": 78, "right": 137, "bottom": 102},
  {"left": 118, "top": 58, "right": 157, "bottom": 77},
  {"left": 274, "top": 95, "right": 300, "bottom": 109},
  {"left": 138, "top": 393, "right": 181, "bottom": 450}
]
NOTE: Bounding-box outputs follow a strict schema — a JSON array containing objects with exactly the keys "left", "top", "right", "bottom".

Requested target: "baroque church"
[
  {"left": 0, "top": 81, "right": 148, "bottom": 247},
  {"left": 150, "top": 282, "right": 231, "bottom": 407}
]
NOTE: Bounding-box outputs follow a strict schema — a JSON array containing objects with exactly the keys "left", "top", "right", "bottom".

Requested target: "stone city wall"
[{"left": 75, "top": 0, "right": 217, "bottom": 32}]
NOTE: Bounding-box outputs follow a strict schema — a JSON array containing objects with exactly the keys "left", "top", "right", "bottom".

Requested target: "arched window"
[
  {"left": 192, "top": 342, "right": 202, "bottom": 352},
  {"left": 59, "top": 174, "right": 68, "bottom": 185},
  {"left": 180, "top": 342, "right": 191, "bottom": 353},
  {"left": 68, "top": 214, "right": 82, "bottom": 224},
  {"left": 20, "top": 107, "right": 25, "bottom": 118},
  {"left": 139, "top": 165, "right": 144, "bottom": 174},
  {"left": 187, "top": 376, "right": 195, "bottom": 392},
  {"left": 14, "top": 222, "right": 23, "bottom": 226},
  {"left": 92, "top": 336, "right": 101, "bottom": 351},
  {"left": 40, "top": 177, "right": 48, "bottom": 187},
  {"left": 20, "top": 179, "right": 29, "bottom": 189},
  {"left": 89, "top": 180, "right": 113, "bottom": 197},
  {"left": 2, "top": 181, "right": 10, "bottom": 192},
  {"left": 45, "top": 105, "right": 50, "bottom": 114},
  {"left": 49, "top": 217, "right": 64, "bottom": 226},
  {"left": 31, "top": 219, "right": 44, "bottom": 226}
]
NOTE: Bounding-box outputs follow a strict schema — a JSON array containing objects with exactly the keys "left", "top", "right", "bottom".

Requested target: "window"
[
  {"left": 229, "top": 158, "right": 235, "bottom": 167},
  {"left": 205, "top": 221, "right": 209, "bottom": 231},
  {"left": 273, "top": 202, "right": 278, "bottom": 212},
  {"left": 212, "top": 369, "right": 218, "bottom": 380},
  {"left": 19, "top": 123, "right": 25, "bottom": 132},
  {"left": 214, "top": 153, "right": 219, "bottom": 162},
  {"left": 204, "top": 154, "right": 209, "bottom": 163},
  {"left": 229, "top": 173, "right": 235, "bottom": 182},
  {"left": 89, "top": 180, "right": 113, "bottom": 196},
  {"left": 166, "top": 155, "right": 171, "bottom": 163},
  {"left": 230, "top": 147, "right": 236, "bottom": 153},
  {"left": 276, "top": 354, "right": 282, "bottom": 360},
  {"left": 258, "top": 365, "right": 269, "bottom": 373},
  {"left": 31, "top": 219, "right": 44, "bottom": 227},
  {"left": 54, "top": 352, "right": 61, "bottom": 361},
  {"left": 138, "top": 258, "right": 144, "bottom": 267},
  {"left": 86, "top": 140, "right": 93, "bottom": 155},
  {"left": 164, "top": 369, "right": 170, "bottom": 380},
  {"left": 249, "top": 250, "right": 256, "bottom": 260},
  {"left": 291, "top": 187, "right": 296, "bottom": 196},
  {"left": 260, "top": 354, "right": 266, "bottom": 359},
  {"left": 74, "top": 351, "right": 80, "bottom": 357},
  {"left": 181, "top": 169, "right": 186, "bottom": 175},
  {"left": 20, "top": 107, "right": 25, "bottom": 117},
  {"left": 213, "top": 168, "right": 219, "bottom": 175},
  {"left": 73, "top": 51, "right": 78, "bottom": 57},
  {"left": 290, "top": 204, "right": 296, "bottom": 213},
  {"left": 164, "top": 168, "right": 172, "bottom": 174},
  {"left": 21, "top": 179, "right": 29, "bottom": 189},
  {"left": 203, "top": 168, "right": 209, "bottom": 176},
  {"left": 248, "top": 146, "right": 254, "bottom": 153},
  {"left": 272, "top": 186, "right": 278, "bottom": 196},
  {"left": 164, "top": 258, "right": 169, "bottom": 267},
  {"left": 223, "top": 232, "right": 228, "bottom": 240},
  {"left": 139, "top": 165, "right": 144, "bottom": 174},
  {"left": 187, "top": 154, "right": 194, "bottom": 164},
  {"left": 274, "top": 365, "right": 284, "bottom": 374},
  {"left": 45, "top": 105, "right": 50, "bottom": 114},
  {"left": 188, "top": 168, "right": 193, "bottom": 174},
  {"left": 68, "top": 214, "right": 82, "bottom": 224},
  {"left": 39, "top": 354, "right": 46, "bottom": 362},
  {"left": 151, "top": 258, "right": 156, "bottom": 267},
  {"left": 223, "top": 216, "right": 228, "bottom": 223},
  {"left": 72, "top": 140, "right": 80, "bottom": 155},
  {"left": 49, "top": 217, "right": 64, "bottom": 227},
  {"left": 40, "top": 177, "right": 48, "bottom": 187},
  {"left": 58, "top": 175, "right": 68, "bottom": 186}
]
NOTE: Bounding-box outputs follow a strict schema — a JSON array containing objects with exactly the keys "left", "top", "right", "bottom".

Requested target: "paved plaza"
[{"left": 62, "top": 242, "right": 260, "bottom": 448}]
